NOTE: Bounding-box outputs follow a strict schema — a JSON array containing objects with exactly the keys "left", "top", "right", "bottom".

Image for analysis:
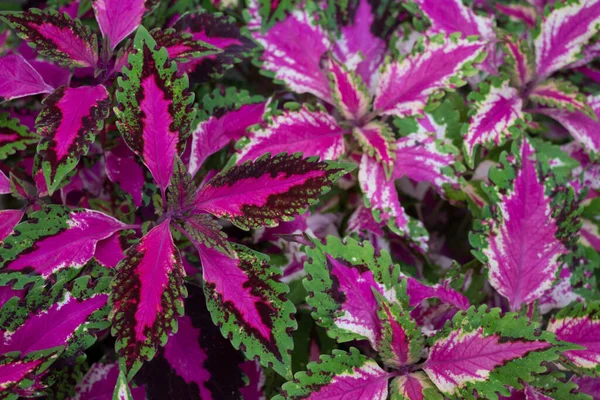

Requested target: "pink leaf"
[
  {"left": 409, "top": 0, "right": 495, "bottom": 38},
  {"left": 373, "top": 37, "right": 485, "bottom": 118},
  {"left": 0, "top": 209, "right": 23, "bottom": 242},
  {"left": 501, "top": 35, "right": 535, "bottom": 89},
  {"left": 534, "top": 0, "right": 600, "bottom": 78},
  {"left": 73, "top": 362, "right": 146, "bottom": 400},
  {"left": 327, "top": 57, "right": 371, "bottom": 122},
  {"left": 0, "top": 169, "right": 10, "bottom": 194},
  {"left": 390, "top": 372, "right": 439, "bottom": 400},
  {"left": 530, "top": 78, "right": 595, "bottom": 118},
  {"left": 105, "top": 140, "right": 146, "bottom": 207},
  {"left": 110, "top": 219, "right": 186, "bottom": 379},
  {"left": 495, "top": 3, "right": 538, "bottom": 27},
  {"left": 353, "top": 121, "right": 395, "bottom": 177},
  {"left": 236, "top": 106, "right": 346, "bottom": 165},
  {"left": 0, "top": 54, "right": 53, "bottom": 101},
  {"left": 92, "top": 0, "right": 154, "bottom": 50}
]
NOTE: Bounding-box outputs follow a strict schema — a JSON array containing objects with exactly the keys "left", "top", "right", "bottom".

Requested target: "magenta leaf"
[
  {"left": 0, "top": 206, "right": 128, "bottom": 287},
  {"left": 196, "top": 242, "right": 296, "bottom": 378},
  {"left": 472, "top": 140, "right": 571, "bottom": 310},
  {"left": 172, "top": 11, "right": 257, "bottom": 82},
  {"left": 500, "top": 35, "right": 535, "bottom": 89},
  {"left": 390, "top": 372, "right": 441, "bottom": 400},
  {"left": 359, "top": 154, "right": 429, "bottom": 250},
  {"left": 0, "top": 54, "right": 53, "bottom": 102},
  {"left": 189, "top": 88, "right": 267, "bottom": 175},
  {"left": 547, "top": 302, "right": 600, "bottom": 373},
  {"left": 327, "top": 57, "right": 371, "bottom": 122},
  {"left": 535, "top": 94, "right": 600, "bottom": 155},
  {"left": 496, "top": 3, "right": 538, "bottom": 27},
  {"left": 192, "top": 153, "right": 354, "bottom": 230},
  {"left": 236, "top": 105, "right": 346, "bottom": 165},
  {"left": 463, "top": 77, "right": 524, "bottom": 167},
  {"left": 0, "top": 8, "right": 98, "bottom": 68},
  {"left": 0, "top": 169, "right": 11, "bottom": 194},
  {"left": 0, "top": 209, "right": 24, "bottom": 242},
  {"left": 277, "top": 348, "right": 390, "bottom": 399},
  {"left": 105, "top": 140, "right": 146, "bottom": 207},
  {"left": 74, "top": 362, "right": 145, "bottom": 400},
  {"left": 423, "top": 307, "right": 561, "bottom": 398},
  {"left": 353, "top": 121, "right": 395, "bottom": 177},
  {"left": 373, "top": 35, "right": 486, "bottom": 118},
  {"left": 252, "top": 9, "right": 332, "bottom": 103},
  {"left": 529, "top": 78, "right": 595, "bottom": 118},
  {"left": 403, "top": 275, "right": 470, "bottom": 310},
  {"left": 151, "top": 27, "right": 221, "bottom": 62},
  {"left": 115, "top": 26, "right": 195, "bottom": 192},
  {"left": 135, "top": 284, "right": 249, "bottom": 399},
  {"left": 92, "top": 0, "right": 157, "bottom": 50},
  {"left": 109, "top": 219, "right": 186, "bottom": 380},
  {"left": 534, "top": 0, "right": 600, "bottom": 78},
  {"left": 0, "top": 349, "right": 62, "bottom": 397},
  {"left": 538, "top": 268, "right": 582, "bottom": 314},
  {"left": 36, "top": 85, "right": 111, "bottom": 195}
]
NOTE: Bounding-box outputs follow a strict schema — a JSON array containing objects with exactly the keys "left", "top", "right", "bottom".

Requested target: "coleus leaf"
[
  {"left": 36, "top": 85, "right": 111, "bottom": 195},
  {"left": 327, "top": 57, "right": 371, "bottom": 122},
  {"left": 471, "top": 140, "right": 572, "bottom": 310},
  {"left": 353, "top": 121, "right": 396, "bottom": 177},
  {"left": 150, "top": 27, "right": 221, "bottom": 62},
  {"left": 463, "top": 76, "right": 524, "bottom": 167},
  {"left": 172, "top": 11, "right": 257, "bottom": 81},
  {"left": 0, "top": 8, "right": 98, "bottom": 68},
  {"left": 303, "top": 235, "right": 404, "bottom": 348},
  {"left": 0, "top": 348, "right": 62, "bottom": 398},
  {"left": 405, "top": 0, "right": 495, "bottom": 38},
  {"left": 390, "top": 372, "right": 442, "bottom": 400},
  {"left": 538, "top": 268, "right": 582, "bottom": 314},
  {"left": 189, "top": 88, "right": 267, "bottom": 175},
  {"left": 196, "top": 243, "right": 296, "bottom": 379},
  {"left": 394, "top": 132, "right": 462, "bottom": 195},
  {"left": 0, "top": 210, "right": 24, "bottom": 243},
  {"left": 534, "top": 0, "right": 600, "bottom": 79},
  {"left": 495, "top": 3, "right": 538, "bottom": 27},
  {"left": 0, "top": 206, "right": 128, "bottom": 287},
  {"left": 535, "top": 94, "right": 600, "bottom": 155},
  {"left": 571, "top": 376, "right": 600, "bottom": 399},
  {"left": 115, "top": 26, "right": 195, "bottom": 192},
  {"left": 92, "top": 0, "right": 157, "bottom": 50},
  {"left": 547, "top": 301, "right": 600, "bottom": 373},
  {"left": 113, "top": 369, "right": 135, "bottom": 400},
  {"left": 105, "top": 140, "right": 146, "bottom": 208},
  {"left": 0, "top": 169, "right": 9, "bottom": 194},
  {"left": 236, "top": 105, "right": 346, "bottom": 165},
  {"left": 423, "top": 306, "right": 565, "bottom": 399},
  {"left": 0, "top": 112, "right": 39, "bottom": 160},
  {"left": 192, "top": 153, "right": 354, "bottom": 230},
  {"left": 253, "top": 9, "right": 332, "bottom": 103},
  {"left": 275, "top": 347, "right": 391, "bottom": 400},
  {"left": 135, "top": 283, "right": 248, "bottom": 399},
  {"left": 359, "top": 154, "right": 429, "bottom": 250},
  {"left": 373, "top": 35, "right": 486, "bottom": 118},
  {"left": 109, "top": 219, "right": 186, "bottom": 380},
  {"left": 500, "top": 35, "right": 535, "bottom": 89},
  {"left": 529, "top": 78, "right": 595, "bottom": 118},
  {"left": 0, "top": 54, "right": 54, "bottom": 102},
  {"left": 73, "top": 362, "right": 145, "bottom": 400}
]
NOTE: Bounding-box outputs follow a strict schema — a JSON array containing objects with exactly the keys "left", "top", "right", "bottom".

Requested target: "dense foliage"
[{"left": 0, "top": 0, "right": 599, "bottom": 398}]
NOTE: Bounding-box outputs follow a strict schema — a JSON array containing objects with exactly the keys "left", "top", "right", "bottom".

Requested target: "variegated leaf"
[
  {"left": 530, "top": 78, "right": 595, "bottom": 118},
  {"left": 327, "top": 57, "right": 371, "bottom": 122},
  {"left": 500, "top": 35, "right": 535, "bottom": 89},
  {"left": 0, "top": 112, "right": 39, "bottom": 160},
  {"left": 115, "top": 26, "right": 195, "bottom": 192},
  {"left": 0, "top": 54, "right": 53, "bottom": 102},
  {"left": 150, "top": 27, "right": 221, "bottom": 62},
  {"left": 92, "top": 0, "right": 157, "bottom": 50},
  {"left": 353, "top": 121, "right": 395, "bottom": 177},
  {"left": 390, "top": 372, "right": 442, "bottom": 400},
  {"left": 36, "top": 85, "right": 110, "bottom": 195}
]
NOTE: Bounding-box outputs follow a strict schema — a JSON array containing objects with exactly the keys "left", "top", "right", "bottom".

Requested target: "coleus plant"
[{"left": 0, "top": 0, "right": 599, "bottom": 399}]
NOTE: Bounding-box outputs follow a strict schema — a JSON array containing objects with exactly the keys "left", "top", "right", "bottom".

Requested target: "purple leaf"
[
  {"left": 394, "top": 132, "right": 461, "bottom": 194},
  {"left": 73, "top": 362, "right": 145, "bottom": 400},
  {"left": 495, "top": 3, "right": 538, "bottom": 27},
  {"left": 151, "top": 27, "right": 221, "bottom": 62},
  {"left": 0, "top": 209, "right": 24, "bottom": 242},
  {"left": 538, "top": 268, "right": 582, "bottom": 314},
  {"left": 189, "top": 101, "right": 267, "bottom": 175},
  {"left": 0, "top": 9, "right": 98, "bottom": 68},
  {"left": 331, "top": 0, "right": 386, "bottom": 87},
  {"left": 571, "top": 376, "right": 600, "bottom": 400},
  {"left": 500, "top": 35, "right": 535, "bottom": 89},
  {"left": 27, "top": 60, "right": 71, "bottom": 89},
  {"left": 408, "top": 0, "right": 495, "bottom": 38},
  {"left": 529, "top": 78, "right": 595, "bottom": 118},
  {"left": 94, "top": 231, "right": 133, "bottom": 269},
  {"left": 197, "top": 243, "right": 296, "bottom": 378},
  {"left": 109, "top": 219, "right": 186, "bottom": 380},
  {"left": 115, "top": 26, "right": 195, "bottom": 192},
  {"left": 327, "top": 57, "right": 371, "bottom": 122},
  {"left": 390, "top": 372, "right": 439, "bottom": 400},
  {"left": 535, "top": 94, "right": 600, "bottom": 155},
  {"left": 36, "top": 85, "right": 111, "bottom": 195},
  {"left": 463, "top": 77, "right": 524, "bottom": 166},
  {"left": 547, "top": 302, "right": 600, "bottom": 372},
  {"left": 253, "top": 10, "right": 332, "bottom": 103},
  {"left": 0, "top": 54, "right": 53, "bottom": 101},
  {"left": 581, "top": 220, "right": 600, "bottom": 252},
  {"left": 479, "top": 140, "right": 569, "bottom": 310},
  {"left": 0, "top": 292, "right": 108, "bottom": 355},
  {"left": 359, "top": 154, "right": 429, "bottom": 250},
  {"left": 172, "top": 12, "right": 256, "bottom": 82},
  {"left": 373, "top": 36, "right": 486, "bottom": 118},
  {"left": 105, "top": 140, "right": 146, "bottom": 207},
  {"left": 353, "top": 122, "right": 395, "bottom": 177},
  {"left": 0, "top": 206, "right": 129, "bottom": 281},
  {"left": 404, "top": 276, "right": 470, "bottom": 310},
  {"left": 236, "top": 106, "right": 346, "bottom": 165},
  {"left": 424, "top": 325, "right": 551, "bottom": 396},
  {"left": 0, "top": 350, "right": 61, "bottom": 396},
  {"left": 0, "top": 169, "right": 10, "bottom": 194},
  {"left": 534, "top": 0, "right": 600, "bottom": 78},
  {"left": 92, "top": 0, "right": 155, "bottom": 50},
  {"left": 192, "top": 153, "right": 354, "bottom": 230}
]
